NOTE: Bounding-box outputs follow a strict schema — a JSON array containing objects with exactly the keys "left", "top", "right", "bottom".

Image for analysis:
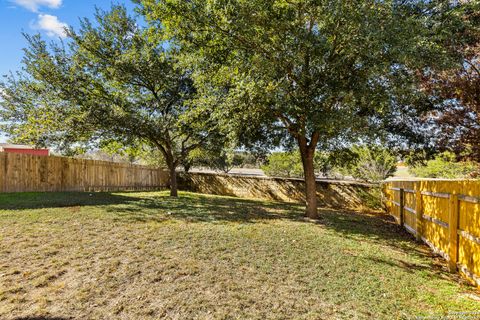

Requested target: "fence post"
[
  {"left": 0, "top": 152, "right": 5, "bottom": 193},
  {"left": 415, "top": 186, "right": 423, "bottom": 242},
  {"left": 399, "top": 188, "right": 405, "bottom": 226},
  {"left": 382, "top": 183, "right": 390, "bottom": 215},
  {"left": 448, "top": 192, "right": 459, "bottom": 273},
  {"left": 381, "top": 183, "right": 386, "bottom": 213}
]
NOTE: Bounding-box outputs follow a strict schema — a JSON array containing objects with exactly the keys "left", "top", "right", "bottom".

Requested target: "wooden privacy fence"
[
  {"left": 383, "top": 180, "right": 480, "bottom": 286},
  {"left": 0, "top": 152, "right": 169, "bottom": 193}
]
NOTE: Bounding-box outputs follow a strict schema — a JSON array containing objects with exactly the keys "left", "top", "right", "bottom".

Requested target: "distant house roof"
[{"left": 0, "top": 144, "right": 50, "bottom": 156}]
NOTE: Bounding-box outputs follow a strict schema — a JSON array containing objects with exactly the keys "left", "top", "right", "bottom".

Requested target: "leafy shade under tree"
[
  {"left": 0, "top": 5, "right": 219, "bottom": 196},
  {"left": 139, "top": 0, "right": 463, "bottom": 217}
]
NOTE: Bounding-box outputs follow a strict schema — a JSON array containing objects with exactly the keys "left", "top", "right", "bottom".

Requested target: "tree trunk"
[
  {"left": 153, "top": 141, "right": 179, "bottom": 197},
  {"left": 168, "top": 163, "right": 178, "bottom": 197},
  {"left": 298, "top": 137, "right": 319, "bottom": 219}
]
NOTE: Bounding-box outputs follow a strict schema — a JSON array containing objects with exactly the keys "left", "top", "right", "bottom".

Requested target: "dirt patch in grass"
[{"left": 0, "top": 191, "right": 479, "bottom": 319}]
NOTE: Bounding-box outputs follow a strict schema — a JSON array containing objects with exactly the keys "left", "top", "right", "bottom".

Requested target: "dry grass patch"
[{"left": 0, "top": 191, "right": 479, "bottom": 319}]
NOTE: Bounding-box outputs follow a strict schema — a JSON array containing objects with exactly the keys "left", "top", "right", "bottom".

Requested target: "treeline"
[{"left": 1, "top": 1, "right": 478, "bottom": 217}]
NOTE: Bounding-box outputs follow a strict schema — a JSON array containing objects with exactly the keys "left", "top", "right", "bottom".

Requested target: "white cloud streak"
[
  {"left": 11, "top": 0, "right": 62, "bottom": 12},
  {"left": 33, "top": 14, "right": 68, "bottom": 38}
]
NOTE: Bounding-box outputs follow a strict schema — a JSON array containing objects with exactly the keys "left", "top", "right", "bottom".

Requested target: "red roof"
[{"left": 2, "top": 148, "right": 49, "bottom": 156}]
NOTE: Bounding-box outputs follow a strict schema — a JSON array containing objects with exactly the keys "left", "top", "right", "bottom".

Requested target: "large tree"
[
  {"left": 139, "top": 0, "right": 461, "bottom": 217},
  {"left": 0, "top": 5, "right": 219, "bottom": 196},
  {"left": 421, "top": 3, "right": 480, "bottom": 161}
]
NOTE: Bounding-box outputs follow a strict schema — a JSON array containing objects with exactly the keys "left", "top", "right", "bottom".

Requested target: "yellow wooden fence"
[
  {"left": 0, "top": 152, "right": 169, "bottom": 193},
  {"left": 384, "top": 180, "right": 480, "bottom": 286}
]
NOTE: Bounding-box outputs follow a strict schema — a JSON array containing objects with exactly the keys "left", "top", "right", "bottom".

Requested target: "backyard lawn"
[{"left": 1, "top": 191, "right": 479, "bottom": 319}]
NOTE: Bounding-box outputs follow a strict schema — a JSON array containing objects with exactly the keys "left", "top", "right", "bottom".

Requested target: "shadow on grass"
[
  {"left": 107, "top": 193, "right": 307, "bottom": 224},
  {"left": 0, "top": 191, "right": 422, "bottom": 246},
  {"left": 0, "top": 192, "right": 144, "bottom": 210},
  {"left": 0, "top": 191, "right": 463, "bottom": 284},
  {"left": 104, "top": 192, "right": 464, "bottom": 282},
  {"left": 0, "top": 191, "right": 435, "bottom": 252}
]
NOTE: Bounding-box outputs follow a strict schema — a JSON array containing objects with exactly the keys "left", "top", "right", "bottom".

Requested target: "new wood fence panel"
[
  {"left": 0, "top": 152, "right": 169, "bottom": 193},
  {"left": 384, "top": 179, "right": 480, "bottom": 286},
  {"left": 459, "top": 199, "right": 480, "bottom": 237},
  {"left": 404, "top": 189, "right": 416, "bottom": 232}
]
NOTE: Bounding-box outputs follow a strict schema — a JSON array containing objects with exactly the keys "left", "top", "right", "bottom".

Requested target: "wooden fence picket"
[{"left": 0, "top": 153, "right": 169, "bottom": 193}]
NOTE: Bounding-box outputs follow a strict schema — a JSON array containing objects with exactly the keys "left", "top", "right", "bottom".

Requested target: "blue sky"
[{"left": 0, "top": 0, "right": 137, "bottom": 142}]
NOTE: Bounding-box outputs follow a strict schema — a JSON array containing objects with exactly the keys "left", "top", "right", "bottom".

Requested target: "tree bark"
[
  {"left": 151, "top": 140, "right": 179, "bottom": 197},
  {"left": 169, "top": 163, "right": 178, "bottom": 197},
  {"left": 298, "top": 136, "right": 319, "bottom": 219}
]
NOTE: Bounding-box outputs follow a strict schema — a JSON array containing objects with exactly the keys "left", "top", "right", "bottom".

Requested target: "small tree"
[
  {"left": 98, "top": 140, "right": 145, "bottom": 164},
  {"left": 213, "top": 150, "right": 244, "bottom": 173},
  {"left": 344, "top": 147, "right": 397, "bottom": 183},
  {"left": 261, "top": 152, "right": 304, "bottom": 178},
  {"left": 191, "top": 148, "right": 244, "bottom": 173},
  {"left": 313, "top": 150, "right": 358, "bottom": 179}
]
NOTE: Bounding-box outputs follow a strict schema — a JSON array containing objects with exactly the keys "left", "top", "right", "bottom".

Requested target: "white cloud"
[
  {"left": 33, "top": 14, "right": 67, "bottom": 38},
  {"left": 11, "top": 0, "right": 62, "bottom": 12}
]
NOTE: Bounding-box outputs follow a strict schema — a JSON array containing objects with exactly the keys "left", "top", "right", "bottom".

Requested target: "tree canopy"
[
  {"left": 421, "top": 2, "right": 480, "bottom": 162},
  {"left": 138, "top": 0, "right": 466, "bottom": 217}
]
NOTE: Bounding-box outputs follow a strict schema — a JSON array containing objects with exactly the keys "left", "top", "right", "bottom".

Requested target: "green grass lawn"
[{"left": 0, "top": 191, "right": 479, "bottom": 319}]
